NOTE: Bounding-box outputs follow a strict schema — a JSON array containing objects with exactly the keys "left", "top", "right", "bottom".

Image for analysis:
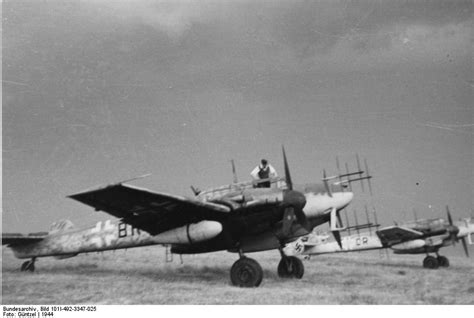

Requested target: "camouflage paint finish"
[{"left": 10, "top": 219, "right": 222, "bottom": 259}]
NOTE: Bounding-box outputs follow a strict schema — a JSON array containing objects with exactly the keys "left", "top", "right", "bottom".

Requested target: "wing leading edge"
[{"left": 68, "top": 183, "right": 231, "bottom": 235}]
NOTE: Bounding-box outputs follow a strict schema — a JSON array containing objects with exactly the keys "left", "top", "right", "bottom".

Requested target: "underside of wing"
[
  {"left": 2, "top": 233, "right": 47, "bottom": 247},
  {"left": 68, "top": 183, "right": 231, "bottom": 235},
  {"left": 376, "top": 226, "right": 423, "bottom": 245}
]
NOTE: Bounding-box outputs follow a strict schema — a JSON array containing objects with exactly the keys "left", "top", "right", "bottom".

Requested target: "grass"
[{"left": 2, "top": 247, "right": 473, "bottom": 304}]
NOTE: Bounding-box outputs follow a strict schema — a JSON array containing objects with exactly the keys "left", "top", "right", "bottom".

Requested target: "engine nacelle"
[
  {"left": 152, "top": 220, "right": 222, "bottom": 245},
  {"left": 391, "top": 239, "right": 425, "bottom": 251}
]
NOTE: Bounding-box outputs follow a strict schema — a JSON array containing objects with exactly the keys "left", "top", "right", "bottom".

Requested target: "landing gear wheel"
[
  {"left": 20, "top": 260, "right": 35, "bottom": 272},
  {"left": 437, "top": 256, "right": 449, "bottom": 267},
  {"left": 277, "top": 256, "right": 304, "bottom": 278},
  {"left": 423, "top": 256, "right": 439, "bottom": 269},
  {"left": 230, "top": 257, "right": 263, "bottom": 287}
]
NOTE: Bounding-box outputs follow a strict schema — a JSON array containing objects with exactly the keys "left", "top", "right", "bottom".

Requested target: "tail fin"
[{"left": 49, "top": 220, "right": 75, "bottom": 234}]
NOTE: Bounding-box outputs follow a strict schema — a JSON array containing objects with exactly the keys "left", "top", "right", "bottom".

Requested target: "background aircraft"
[
  {"left": 2, "top": 148, "right": 371, "bottom": 287},
  {"left": 284, "top": 207, "right": 474, "bottom": 269}
]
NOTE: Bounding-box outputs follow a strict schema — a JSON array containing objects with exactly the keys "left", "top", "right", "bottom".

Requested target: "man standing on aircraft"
[{"left": 250, "top": 159, "right": 278, "bottom": 188}]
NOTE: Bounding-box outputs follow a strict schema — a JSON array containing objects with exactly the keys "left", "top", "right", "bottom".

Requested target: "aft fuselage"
[{"left": 10, "top": 221, "right": 149, "bottom": 259}]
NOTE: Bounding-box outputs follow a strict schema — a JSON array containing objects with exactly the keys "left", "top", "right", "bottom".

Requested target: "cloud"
[
  {"left": 4, "top": 0, "right": 471, "bottom": 86},
  {"left": 89, "top": 0, "right": 221, "bottom": 39},
  {"left": 269, "top": 0, "right": 471, "bottom": 57}
]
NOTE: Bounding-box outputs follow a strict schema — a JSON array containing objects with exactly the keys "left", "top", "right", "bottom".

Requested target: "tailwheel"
[
  {"left": 20, "top": 259, "right": 35, "bottom": 272},
  {"left": 277, "top": 256, "right": 304, "bottom": 279},
  {"left": 230, "top": 257, "right": 263, "bottom": 288},
  {"left": 423, "top": 255, "right": 439, "bottom": 269},
  {"left": 437, "top": 255, "right": 449, "bottom": 268}
]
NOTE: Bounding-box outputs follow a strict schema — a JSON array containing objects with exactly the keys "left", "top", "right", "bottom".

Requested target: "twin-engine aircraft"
[
  {"left": 284, "top": 207, "right": 474, "bottom": 269},
  {"left": 2, "top": 148, "right": 371, "bottom": 287}
]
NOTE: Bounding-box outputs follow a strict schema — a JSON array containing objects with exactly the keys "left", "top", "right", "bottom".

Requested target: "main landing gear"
[
  {"left": 230, "top": 253, "right": 263, "bottom": 288},
  {"left": 229, "top": 249, "right": 306, "bottom": 287},
  {"left": 277, "top": 256, "right": 304, "bottom": 278},
  {"left": 20, "top": 258, "right": 36, "bottom": 272},
  {"left": 422, "top": 254, "right": 449, "bottom": 269}
]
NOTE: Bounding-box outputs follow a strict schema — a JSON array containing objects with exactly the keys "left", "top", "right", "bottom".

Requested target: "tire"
[
  {"left": 277, "top": 256, "right": 304, "bottom": 279},
  {"left": 20, "top": 261, "right": 35, "bottom": 272},
  {"left": 423, "top": 256, "right": 439, "bottom": 269},
  {"left": 437, "top": 256, "right": 449, "bottom": 267},
  {"left": 21, "top": 261, "right": 29, "bottom": 272},
  {"left": 230, "top": 257, "right": 263, "bottom": 287}
]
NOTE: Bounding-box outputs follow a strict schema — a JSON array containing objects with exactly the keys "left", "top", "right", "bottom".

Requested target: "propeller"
[
  {"left": 446, "top": 206, "right": 469, "bottom": 257},
  {"left": 281, "top": 146, "right": 311, "bottom": 235}
]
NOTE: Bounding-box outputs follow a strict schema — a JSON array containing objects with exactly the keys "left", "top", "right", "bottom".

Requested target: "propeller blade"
[
  {"left": 282, "top": 206, "right": 311, "bottom": 236},
  {"left": 461, "top": 237, "right": 469, "bottom": 257},
  {"left": 231, "top": 159, "right": 238, "bottom": 183},
  {"left": 446, "top": 206, "right": 453, "bottom": 226},
  {"left": 282, "top": 145, "right": 293, "bottom": 190},
  {"left": 294, "top": 207, "right": 312, "bottom": 231},
  {"left": 332, "top": 230, "right": 343, "bottom": 249}
]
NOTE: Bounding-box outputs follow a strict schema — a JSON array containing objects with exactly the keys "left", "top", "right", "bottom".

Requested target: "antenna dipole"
[
  {"left": 353, "top": 209, "right": 360, "bottom": 235},
  {"left": 344, "top": 209, "right": 351, "bottom": 236},
  {"left": 345, "top": 162, "right": 353, "bottom": 192},
  {"left": 372, "top": 206, "right": 380, "bottom": 230},
  {"left": 356, "top": 154, "right": 365, "bottom": 192},
  {"left": 365, "top": 205, "right": 372, "bottom": 236},
  {"left": 336, "top": 156, "right": 344, "bottom": 192}
]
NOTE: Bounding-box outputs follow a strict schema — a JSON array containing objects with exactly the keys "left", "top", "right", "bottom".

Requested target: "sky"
[{"left": 2, "top": 0, "right": 473, "bottom": 257}]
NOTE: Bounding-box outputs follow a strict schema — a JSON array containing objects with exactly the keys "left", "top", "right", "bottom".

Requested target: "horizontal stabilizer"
[{"left": 2, "top": 233, "right": 47, "bottom": 246}]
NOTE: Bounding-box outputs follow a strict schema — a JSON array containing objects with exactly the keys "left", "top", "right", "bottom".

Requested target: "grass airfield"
[{"left": 2, "top": 246, "right": 473, "bottom": 304}]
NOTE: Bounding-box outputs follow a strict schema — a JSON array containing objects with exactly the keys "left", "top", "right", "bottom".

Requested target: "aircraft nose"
[{"left": 338, "top": 192, "right": 353, "bottom": 209}]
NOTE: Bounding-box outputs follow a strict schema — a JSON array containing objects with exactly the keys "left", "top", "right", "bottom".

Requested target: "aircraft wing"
[
  {"left": 2, "top": 233, "right": 47, "bottom": 247},
  {"left": 68, "top": 183, "right": 231, "bottom": 235},
  {"left": 376, "top": 226, "right": 424, "bottom": 246}
]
